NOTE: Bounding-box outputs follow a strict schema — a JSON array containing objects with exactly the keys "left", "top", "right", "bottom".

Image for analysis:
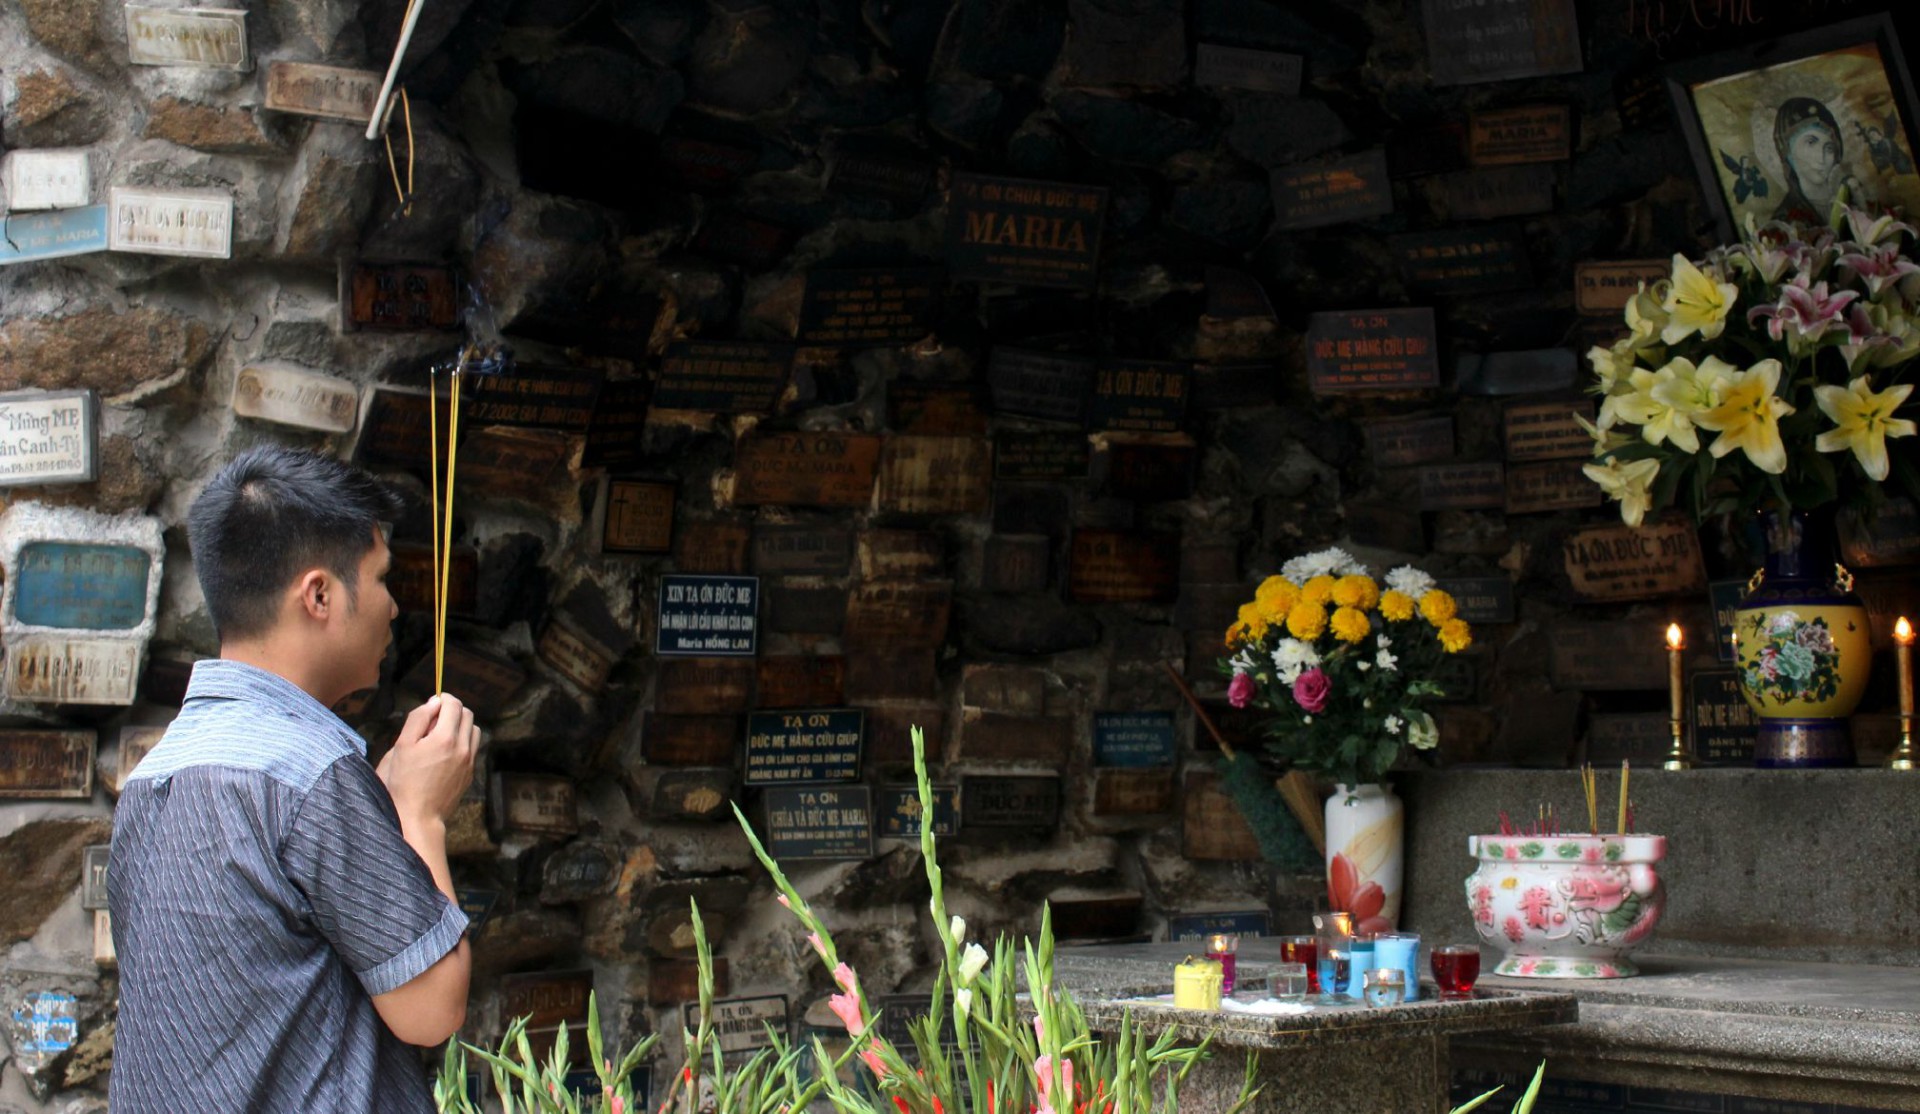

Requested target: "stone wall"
[{"left": 2, "top": 0, "right": 1915, "bottom": 1107}]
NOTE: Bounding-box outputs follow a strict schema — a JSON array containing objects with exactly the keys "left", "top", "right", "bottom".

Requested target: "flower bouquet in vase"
[
  {"left": 1583, "top": 202, "right": 1920, "bottom": 764},
  {"left": 1219, "top": 548, "right": 1473, "bottom": 931}
]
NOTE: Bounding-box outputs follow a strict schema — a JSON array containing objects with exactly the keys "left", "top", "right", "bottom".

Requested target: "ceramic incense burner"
[{"left": 1465, "top": 834, "right": 1666, "bottom": 978}]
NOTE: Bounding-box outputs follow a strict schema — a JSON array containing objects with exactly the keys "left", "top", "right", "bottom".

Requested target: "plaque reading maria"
[
  {"left": 947, "top": 173, "right": 1107, "bottom": 291},
  {"left": 1306, "top": 309, "right": 1439, "bottom": 393},
  {"left": 764, "top": 786, "right": 874, "bottom": 860},
  {"left": 798, "top": 268, "right": 943, "bottom": 348},
  {"left": 745, "top": 709, "right": 863, "bottom": 785},
  {"left": 652, "top": 339, "right": 787, "bottom": 412},
  {"left": 656, "top": 574, "right": 759, "bottom": 657},
  {"left": 1469, "top": 105, "right": 1573, "bottom": 166},
  {"left": 1271, "top": 149, "right": 1393, "bottom": 230}
]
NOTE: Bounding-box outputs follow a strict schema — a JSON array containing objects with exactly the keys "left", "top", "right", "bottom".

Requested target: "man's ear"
[{"left": 294, "top": 568, "right": 332, "bottom": 621}]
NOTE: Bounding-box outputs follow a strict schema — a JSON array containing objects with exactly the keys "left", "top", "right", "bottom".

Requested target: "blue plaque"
[
  {"left": 1167, "top": 910, "right": 1272, "bottom": 942},
  {"left": 656, "top": 574, "right": 759, "bottom": 657},
  {"left": 764, "top": 786, "right": 873, "bottom": 860},
  {"left": 745, "top": 709, "right": 863, "bottom": 785},
  {"left": 1708, "top": 579, "right": 1744, "bottom": 664},
  {"left": 13, "top": 542, "right": 153, "bottom": 630},
  {"left": 0, "top": 206, "right": 109, "bottom": 266},
  {"left": 1092, "top": 711, "right": 1177, "bottom": 768},
  {"left": 456, "top": 888, "right": 499, "bottom": 933},
  {"left": 877, "top": 784, "right": 958, "bottom": 838}
]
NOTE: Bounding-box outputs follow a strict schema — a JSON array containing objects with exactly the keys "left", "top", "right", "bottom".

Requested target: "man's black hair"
[{"left": 187, "top": 445, "right": 404, "bottom": 641}]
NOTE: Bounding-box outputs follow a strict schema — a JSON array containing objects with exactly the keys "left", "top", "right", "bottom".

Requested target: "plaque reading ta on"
[
  {"left": 109, "top": 187, "right": 232, "bottom": 258},
  {"left": 232, "top": 365, "right": 359, "bottom": 433},
  {"left": 797, "top": 268, "right": 943, "bottom": 348},
  {"left": 745, "top": 709, "right": 863, "bottom": 785},
  {"left": 731, "top": 432, "right": 882, "bottom": 508},
  {"left": 1068, "top": 530, "right": 1179, "bottom": 604},
  {"left": 1306, "top": 309, "right": 1440, "bottom": 393},
  {"left": 0, "top": 207, "right": 110, "bottom": 267},
  {"left": 684, "top": 996, "right": 790, "bottom": 1057},
  {"left": 764, "top": 785, "right": 874, "bottom": 860},
  {"left": 5, "top": 151, "right": 90, "bottom": 211},
  {"left": 125, "top": 6, "right": 249, "bottom": 69},
  {"left": 1271, "top": 149, "right": 1393, "bottom": 230},
  {"left": 877, "top": 784, "right": 959, "bottom": 838},
  {"left": 1562, "top": 518, "right": 1707, "bottom": 603},
  {"left": 0, "top": 730, "right": 94, "bottom": 798},
  {"left": 0, "top": 390, "right": 97, "bottom": 486},
  {"left": 264, "top": 61, "right": 383, "bottom": 123},
  {"left": 5, "top": 637, "right": 141, "bottom": 705},
  {"left": 1087, "top": 360, "right": 1189, "bottom": 434}
]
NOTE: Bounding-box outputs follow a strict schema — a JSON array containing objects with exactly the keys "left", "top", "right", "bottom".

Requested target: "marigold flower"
[
  {"left": 1300, "top": 575, "right": 1337, "bottom": 606},
  {"left": 1285, "top": 600, "right": 1328, "bottom": 640},
  {"left": 1330, "top": 606, "right": 1370, "bottom": 644},
  {"left": 1419, "top": 590, "right": 1457, "bottom": 625},
  {"left": 1331, "top": 574, "right": 1379, "bottom": 611},
  {"left": 1438, "top": 618, "right": 1473, "bottom": 653},
  {"left": 1379, "top": 590, "right": 1416, "bottom": 622}
]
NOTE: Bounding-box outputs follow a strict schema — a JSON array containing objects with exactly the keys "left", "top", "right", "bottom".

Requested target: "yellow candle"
[
  {"left": 1897, "top": 617, "right": 1914, "bottom": 719},
  {"left": 1174, "top": 956, "right": 1224, "bottom": 1010},
  {"left": 1666, "top": 623, "right": 1685, "bottom": 724}
]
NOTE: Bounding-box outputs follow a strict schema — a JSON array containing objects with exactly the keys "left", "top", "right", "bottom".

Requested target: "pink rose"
[
  {"left": 1227, "top": 672, "right": 1256, "bottom": 708},
  {"left": 1292, "top": 667, "right": 1331, "bottom": 714}
]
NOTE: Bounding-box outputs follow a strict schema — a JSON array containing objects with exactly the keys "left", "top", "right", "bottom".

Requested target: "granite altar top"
[
  {"left": 1480, "top": 953, "right": 1920, "bottom": 1026},
  {"left": 1049, "top": 941, "right": 1576, "bottom": 1051}
]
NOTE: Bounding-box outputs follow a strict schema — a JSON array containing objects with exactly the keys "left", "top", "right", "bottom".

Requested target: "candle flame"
[
  {"left": 1898, "top": 617, "right": 1914, "bottom": 644},
  {"left": 1666, "top": 622, "right": 1684, "bottom": 650}
]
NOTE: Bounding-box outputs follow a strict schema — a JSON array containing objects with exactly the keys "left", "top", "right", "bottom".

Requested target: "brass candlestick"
[
  {"left": 1663, "top": 623, "right": 1694, "bottom": 771},
  {"left": 1891, "top": 618, "right": 1915, "bottom": 771}
]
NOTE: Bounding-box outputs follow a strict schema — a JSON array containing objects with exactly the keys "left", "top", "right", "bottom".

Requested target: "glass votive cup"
[
  {"left": 1362, "top": 967, "right": 1407, "bottom": 1008},
  {"left": 1271, "top": 961, "right": 1309, "bottom": 1000},
  {"left": 1279, "top": 935, "right": 1320, "bottom": 993},
  {"left": 1205, "top": 933, "right": 1240, "bottom": 995},
  {"left": 1431, "top": 944, "right": 1482, "bottom": 998},
  {"left": 1319, "top": 948, "right": 1351, "bottom": 1000},
  {"left": 1345, "top": 932, "right": 1377, "bottom": 997},
  {"left": 1373, "top": 932, "right": 1421, "bottom": 1003}
]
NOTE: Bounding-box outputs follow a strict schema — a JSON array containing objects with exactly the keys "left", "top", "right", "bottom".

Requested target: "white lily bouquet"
[{"left": 1584, "top": 203, "right": 1920, "bottom": 522}]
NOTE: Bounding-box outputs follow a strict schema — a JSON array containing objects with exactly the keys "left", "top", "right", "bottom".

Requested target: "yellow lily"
[
  {"left": 1660, "top": 254, "right": 1739, "bottom": 344},
  {"left": 1694, "top": 359, "right": 1794, "bottom": 474},
  {"left": 1582, "top": 455, "right": 1661, "bottom": 527},
  {"left": 1625, "top": 281, "right": 1671, "bottom": 350},
  {"left": 1574, "top": 412, "right": 1634, "bottom": 457},
  {"left": 1609, "top": 368, "right": 1697, "bottom": 452},
  {"left": 1814, "top": 374, "right": 1917, "bottom": 481}
]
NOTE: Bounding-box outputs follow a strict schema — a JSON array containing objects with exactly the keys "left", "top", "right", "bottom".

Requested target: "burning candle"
[
  {"left": 1666, "top": 623, "right": 1685, "bottom": 726},
  {"left": 1206, "top": 933, "right": 1240, "bottom": 995},
  {"left": 1898, "top": 618, "right": 1914, "bottom": 719}
]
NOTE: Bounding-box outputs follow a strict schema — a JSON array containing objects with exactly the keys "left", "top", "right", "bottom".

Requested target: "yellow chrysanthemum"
[
  {"left": 1438, "top": 618, "right": 1473, "bottom": 653},
  {"left": 1254, "top": 576, "right": 1301, "bottom": 622},
  {"left": 1286, "top": 600, "right": 1328, "bottom": 641},
  {"left": 1380, "top": 590, "right": 1416, "bottom": 622},
  {"left": 1331, "top": 574, "right": 1380, "bottom": 611},
  {"left": 1225, "top": 621, "right": 1248, "bottom": 646},
  {"left": 1238, "top": 602, "right": 1264, "bottom": 628},
  {"left": 1330, "top": 606, "right": 1371, "bottom": 643},
  {"left": 1419, "top": 590, "right": 1458, "bottom": 625},
  {"left": 1300, "top": 575, "right": 1337, "bottom": 606}
]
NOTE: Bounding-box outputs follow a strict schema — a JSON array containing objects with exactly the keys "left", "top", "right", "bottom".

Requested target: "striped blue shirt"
[{"left": 108, "top": 659, "right": 467, "bottom": 1113}]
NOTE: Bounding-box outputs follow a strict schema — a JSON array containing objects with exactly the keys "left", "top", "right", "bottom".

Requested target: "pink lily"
[
  {"left": 1844, "top": 205, "right": 1917, "bottom": 247},
  {"left": 1839, "top": 304, "right": 1895, "bottom": 371},
  {"left": 1838, "top": 241, "right": 1920, "bottom": 298},
  {"left": 1747, "top": 275, "right": 1858, "bottom": 346}
]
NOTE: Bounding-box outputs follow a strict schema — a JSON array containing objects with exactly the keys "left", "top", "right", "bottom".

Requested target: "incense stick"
[
  {"left": 1581, "top": 763, "right": 1598, "bottom": 835},
  {"left": 436, "top": 365, "right": 463, "bottom": 692},
  {"left": 429, "top": 366, "right": 442, "bottom": 691},
  {"left": 1617, "top": 760, "right": 1630, "bottom": 835}
]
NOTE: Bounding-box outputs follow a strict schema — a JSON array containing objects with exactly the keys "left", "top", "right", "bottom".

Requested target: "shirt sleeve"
[{"left": 281, "top": 755, "right": 469, "bottom": 998}]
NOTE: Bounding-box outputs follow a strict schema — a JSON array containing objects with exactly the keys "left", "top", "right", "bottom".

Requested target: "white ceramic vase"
[{"left": 1324, "top": 782, "right": 1403, "bottom": 933}]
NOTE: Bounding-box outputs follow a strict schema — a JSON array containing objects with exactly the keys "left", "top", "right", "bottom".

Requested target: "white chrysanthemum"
[
  {"left": 1375, "top": 646, "right": 1399, "bottom": 671},
  {"left": 1356, "top": 660, "right": 1372, "bottom": 672},
  {"left": 1385, "top": 566, "right": 1436, "bottom": 598},
  {"left": 1407, "top": 711, "right": 1439, "bottom": 750},
  {"left": 1231, "top": 649, "right": 1259, "bottom": 673},
  {"left": 1384, "top": 715, "right": 1403, "bottom": 735},
  {"left": 1270, "top": 638, "right": 1321, "bottom": 684},
  {"left": 1281, "top": 546, "right": 1367, "bottom": 583}
]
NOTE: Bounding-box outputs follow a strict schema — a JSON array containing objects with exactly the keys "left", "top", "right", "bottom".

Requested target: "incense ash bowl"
[{"left": 1464, "top": 834, "right": 1665, "bottom": 978}]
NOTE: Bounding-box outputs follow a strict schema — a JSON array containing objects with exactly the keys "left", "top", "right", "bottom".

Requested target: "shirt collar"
[{"left": 184, "top": 659, "right": 367, "bottom": 757}]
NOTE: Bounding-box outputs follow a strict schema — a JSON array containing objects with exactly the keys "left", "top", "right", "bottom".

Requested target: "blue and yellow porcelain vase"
[{"left": 1732, "top": 508, "right": 1871, "bottom": 767}]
